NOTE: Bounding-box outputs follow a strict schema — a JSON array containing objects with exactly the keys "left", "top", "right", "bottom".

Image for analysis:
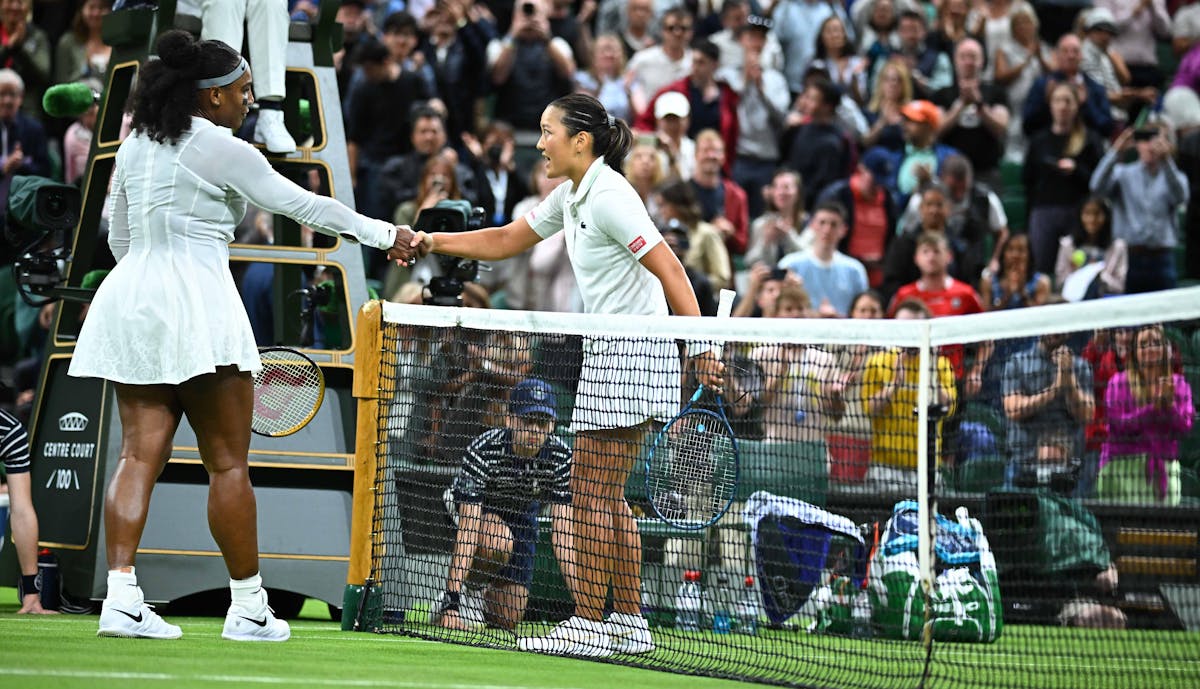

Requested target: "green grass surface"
[{"left": 2, "top": 589, "right": 1197, "bottom": 689}]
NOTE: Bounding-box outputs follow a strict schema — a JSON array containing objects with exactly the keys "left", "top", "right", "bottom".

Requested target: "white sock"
[
  {"left": 230, "top": 573, "right": 265, "bottom": 610},
  {"left": 107, "top": 568, "right": 139, "bottom": 605}
]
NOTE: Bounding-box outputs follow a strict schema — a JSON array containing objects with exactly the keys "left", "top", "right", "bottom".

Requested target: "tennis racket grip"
[{"left": 713, "top": 289, "right": 735, "bottom": 360}]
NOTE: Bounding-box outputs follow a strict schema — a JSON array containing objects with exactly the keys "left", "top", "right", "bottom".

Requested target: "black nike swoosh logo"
[
  {"left": 239, "top": 615, "right": 268, "bottom": 627},
  {"left": 116, "top": 609, "right": 143, "bottom": 623}
]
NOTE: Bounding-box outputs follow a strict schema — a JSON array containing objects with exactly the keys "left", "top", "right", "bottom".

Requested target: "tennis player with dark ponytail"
[
  {"left": 69, "top": 30, "right": 415, "bottom": 641},
  {"left": 413, "top": 93, "right": 721, "bottom": 657}
]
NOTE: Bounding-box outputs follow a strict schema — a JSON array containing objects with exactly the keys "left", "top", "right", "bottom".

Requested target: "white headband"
[{"left": 194, "top": 57, "right": 249, "bottom": 89}]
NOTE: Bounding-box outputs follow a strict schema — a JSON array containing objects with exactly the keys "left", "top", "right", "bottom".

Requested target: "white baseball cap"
[{"left": 654, "top": 91, "right": 691, "bottom": 120}]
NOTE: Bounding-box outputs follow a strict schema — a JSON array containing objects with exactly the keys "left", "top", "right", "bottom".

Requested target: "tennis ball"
[{"left": 1072, "top": 249, "right": 1087, "bottom": 268}]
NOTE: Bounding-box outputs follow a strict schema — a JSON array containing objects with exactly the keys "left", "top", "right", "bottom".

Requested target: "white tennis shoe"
[
  {"left": 606, "top": 612, "right": 655, "bottom": 654},
  {"left": 254, "top": 109, "right": 297, "bottom": 154},
  {"left": 518, "top": 616, "right": 613, "bottom": 658},
  {"left": 97, "top": 587, "right": 182, "bottom": 639},
  {"left": 221, "top": 589, "right": 291, "bottom": 642}
]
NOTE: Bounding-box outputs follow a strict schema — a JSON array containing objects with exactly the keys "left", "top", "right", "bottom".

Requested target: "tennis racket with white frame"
[
  {"left": 645, "top": 289, "right": 739, "bottom": 530},
  {"left": 251, "top": 347, "right": 326, "bottom": 437}
]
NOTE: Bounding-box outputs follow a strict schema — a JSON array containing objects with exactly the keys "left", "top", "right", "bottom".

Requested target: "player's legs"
[
  {"left": 107, "top": 383, "right": 183, "bottom": 570},
  {"left": 469, "top": 512, "right": 515, "bottom": 580},
  {"left": 179, "top": 365, "right": 289, "bottom": 641},
  {"left": 177, "top": 366, "right": 257, "bottom": 579},
  {"left": 98, "top": 383, "right": 185, "bottom": 638},
  {"left": 571, "top": 425, "right": 646, "bottom": 620}
]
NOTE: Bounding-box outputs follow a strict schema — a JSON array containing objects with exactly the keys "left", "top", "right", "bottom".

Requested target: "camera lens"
[{"left": 522, "top": 2, "right": 535, "bottom": 15}]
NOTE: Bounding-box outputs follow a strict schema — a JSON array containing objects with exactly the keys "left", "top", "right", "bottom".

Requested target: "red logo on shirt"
[{"left": 628, "top": 236, "right": 646, "bottom": 253}]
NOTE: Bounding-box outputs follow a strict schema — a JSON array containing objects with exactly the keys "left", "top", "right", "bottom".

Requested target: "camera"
[
  {"left": 413, "top": 200, "right": 487, "bottom": 307},
  {"left": 2, "top": 176, "right": 85, "bottom": 306},
  {"left": 521, "top": 1, "right": 536, "bottom": 15},
  {"left": 1133, "top": 127, "right": 1158, "bottom": 142},
  {"left": 769, "top": 267, "right": 789, "bottom": 281}
]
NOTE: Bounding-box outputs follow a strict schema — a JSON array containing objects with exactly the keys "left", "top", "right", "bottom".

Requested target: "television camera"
[
  {"left": 412, "top": 199, "right": 486, "bottom": 307},
  {"left": 2, "top": 175, "right": 87, "bottom": 306}
]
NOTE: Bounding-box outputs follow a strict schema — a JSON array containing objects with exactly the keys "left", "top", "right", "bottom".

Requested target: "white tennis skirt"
[{"left": 570, "top": 336, "right": 682, "bottom": 432}]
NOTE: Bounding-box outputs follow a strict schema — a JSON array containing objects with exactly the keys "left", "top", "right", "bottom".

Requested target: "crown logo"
[{"left": 58, "top": 412, "right": 88, "bottom": 432}]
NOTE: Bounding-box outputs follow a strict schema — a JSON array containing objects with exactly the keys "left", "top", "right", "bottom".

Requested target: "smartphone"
[
  {"left": 769, "top": 268, "right": 789, "bottom": 281},
  {"left": 1133, "top": 128, "right": 1158, "bottom": 142}
]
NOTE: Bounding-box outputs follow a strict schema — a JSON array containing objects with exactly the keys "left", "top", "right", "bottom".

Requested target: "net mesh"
[{"left": 356, "top": 289, "right": 1200, "bottom": 689}]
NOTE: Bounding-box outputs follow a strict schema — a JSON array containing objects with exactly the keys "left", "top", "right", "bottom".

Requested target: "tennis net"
[{"left": 348, "top": 287, "right": 1200, "bottom": 689}]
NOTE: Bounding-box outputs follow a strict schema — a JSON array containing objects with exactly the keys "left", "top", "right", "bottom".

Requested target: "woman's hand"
[
  {"left": 689, "top": 349, "right": 725, "bottom": 394},
  {"left": 388, "top": 225, "right": 418, "bottom": 264},
  {"left": 411, "top": 230, "right": 435, "bottom": 258}
]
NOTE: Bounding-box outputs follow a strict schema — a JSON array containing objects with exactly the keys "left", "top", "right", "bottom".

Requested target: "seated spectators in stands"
[
  {"left": 1080, "top": 8, "right": 1156, "bottom": 130},
  {"left": 1095, "top": 0, "right": 1170, "bottom": 104},
  {"left": 689, "top": 129, "right": 749, "bottom": 256},
  {"left": 720, "top": 15, "right": 789, "bottom": 220},
  {"left": 932, "top": 37, "right": 1009, "bottom": 188},
  {"left": 465, "top": 120, "right": 527, "bottom": 227},
  {"left": 649, "top": 91, "right": 696, "bottom": 181},
  {"left": 980, "top": 233, "right": 1051, "bottom": 310},
  {"left": 638, "top": 38, "right": 739, "bottom": 171},
  {"left": 881, "top": 184, "right": 977, "bottom": 304},
  {"left": 745, "top": 169, "right": 807, "bottom": 268},
  {"left": 655, "top": 179, "right": 732, "bottom": 290},
  {"left": 1098, "top": 324, "right": 1194, "bottom": 505},
  {"left": 434, "top": 379, "right": 573, "bottom": 632},
  {"left": 863, "top": 59, "right": 914, "bottom": 150},
  {"left": 711, "top": 3, "right": 783, "bottom": 74},
  {"left": 595, "top": 0, "right": 655, "bottom": 60},
  {"left": 508, "top": 159, "right": 576, "bottom": 312},
  {"left": 1090, "top": 123, "right": 1189, "bottom": 294},
  {"left": 0, "top": 0, "right": 49, "bottom": 121},
  {"left": 927, "top": 0, "right": 971, "bottom": 57},
  {"left": 862, "top": 298, "right": 957, "bottom": 491},
  {"left": 0, "top": 70, "right": 49, "bottom": 213},
  {"left": 627, "top": 6, "right": 693, "bottom": 115},
  {"left": 994, "top": 3, "right": 1052, "bottom": 162},
  {"left": 811, "top": 15, "right": 869, "bottom": 104},
  {"left": 62, "top": 80, "right": 99, "bottom": 185},
  {"left": 1024, "top": 82, "right": 1105, "bottom": 275},
  {"left": 575, "top": 33, "right": 633, "bottom": 123},
  {"left": 487, "top": 0, "right": 575, "bottom": 146},
  {"left": 346, "top": 40, "right": 432, "bottom": 218},
  {"left": 1022, "top": 33, "right": 1115, "bottom": 137},
  {"left": 419, "top": 3, "right": 492, "bottom": 144},
  {"left": 378, "top": 106, "right": 491, "bottom": 223},
  {"left": 752, "top": 284, "right": 841, "bottom": 442},
  {"left": 773, "top": 0, "right": 854, "bottom": 98},
  {"left": 1055, "top": 196, "right": 1127, "bottom": 299},
  {"left": 819, "top": 148, "right": 899, "bottom": 288},
  {"left": 783, "top": 77, "right": 853, "bottom": 209},
  {"left": 1001, "top": 330, "right": 1095, "bottom": 489},
  {"left": 384, "top": 153, "right": 465, "bottom": 298},
  {"left": 888, "top": 10, "right": 953, "bottom": 100},
  {"left": 853, "top": 0, "right": 906, "bottom": 58},
  {"left": 624, "top": 139, "right": 668, "bottom": 214},
  {"left": 869, "top": 99, "right": 958, "bottom": 208},
  {"left": 53, "top": 0, "right": 110, "bottom": 85},
  {"left": 732, "top": 263, "right": 800, "bottom": 318},
  {"left": 897, "top": 154, "right": 1003, "bottom": 284},
  {"left": 825, "top": 290, "right": 886, "bottom": 483},
  {"left": 777, "top": 201, "right": 869, "bottom": 317}
]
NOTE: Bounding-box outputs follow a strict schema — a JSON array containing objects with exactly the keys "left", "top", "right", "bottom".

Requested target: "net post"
[
  {"left": 347, "top": 299, "right": 385, "bottom": 627},
  {"left": 915, "top": 321, "right": 935, "bottom": 658}
]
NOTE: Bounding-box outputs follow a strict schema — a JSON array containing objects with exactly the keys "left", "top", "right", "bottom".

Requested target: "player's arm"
[
  {"left": 446, "top": 501, "right": 483, "bottom": 596},
  {"left": 415, "top": 216, "right": 543, "bottom": 261}
]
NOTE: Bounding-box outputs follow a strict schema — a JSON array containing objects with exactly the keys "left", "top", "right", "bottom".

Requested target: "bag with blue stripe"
[{"left": 871, "top": 500, "right": 1003, "bottom": 642}]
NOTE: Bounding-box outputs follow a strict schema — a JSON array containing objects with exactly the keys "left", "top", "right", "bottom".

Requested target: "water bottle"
[
  {"left": 34, "top": 549, "right": 61, "bottom": 611},
  {"left": 735, "top": 576, "right": 759, "bottom": 635},
  {"left": 640, "top": 579, "right": 656, "bottom": 628},
  {"left": 712, "top": 574, "right": 732, "bottom": 634},
  {"left": 850, "top": 590, "right": 872, "bottom": 639},
  {"left": 674, "top": 570, "right": 702, "bottom": 631}
]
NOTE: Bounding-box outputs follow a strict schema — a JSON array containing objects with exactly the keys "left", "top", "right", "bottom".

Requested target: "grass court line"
[{"left": 0, "top": 667, "right": 587, "bottom": 689}]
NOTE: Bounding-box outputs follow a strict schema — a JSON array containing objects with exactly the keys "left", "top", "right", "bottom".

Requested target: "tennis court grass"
[{"left": 2, "top": 591, "right": 1196, "bottom": 689}]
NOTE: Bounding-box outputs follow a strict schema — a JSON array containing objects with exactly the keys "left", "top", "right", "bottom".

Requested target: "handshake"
[{"left": 385, "top": 224, "right": 436, "bottom": 266}]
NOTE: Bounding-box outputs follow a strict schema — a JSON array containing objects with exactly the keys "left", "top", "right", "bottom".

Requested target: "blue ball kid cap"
[{"left": 509, "top": 379, "right": 557, "bottom": 420}]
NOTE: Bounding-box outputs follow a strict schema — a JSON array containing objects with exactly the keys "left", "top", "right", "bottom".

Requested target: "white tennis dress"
[
  {"left": 525, "top": 157, "right": 680, "bottom": 432},
  {"left": 69, "top": 117, "right": 396, "bottom": 385}
]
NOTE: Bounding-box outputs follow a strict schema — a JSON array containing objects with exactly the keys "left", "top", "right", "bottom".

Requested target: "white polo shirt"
[{"left": 525, "top": 157, "right": 667, "bottom": 316}]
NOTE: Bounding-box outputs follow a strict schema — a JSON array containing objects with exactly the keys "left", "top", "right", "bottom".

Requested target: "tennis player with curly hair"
[
  {"left": 413, "top": 93, "right": 722, "bottom": 657},
  {"left": 69, "top": 30, "right": 415, "bottom": 641}
]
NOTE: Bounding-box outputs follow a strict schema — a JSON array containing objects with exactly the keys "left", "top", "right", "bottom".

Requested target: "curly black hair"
[{"left": 130, "top": 30, "right": 242, "bottom": 145}]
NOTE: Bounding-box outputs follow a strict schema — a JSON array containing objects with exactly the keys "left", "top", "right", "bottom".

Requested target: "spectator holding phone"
[{"left": 1090, "top": 123, "right": 1188, "bottom": 294}]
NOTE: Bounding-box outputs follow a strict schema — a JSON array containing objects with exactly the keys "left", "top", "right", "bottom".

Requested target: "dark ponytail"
[
  {"left": 549, "top": 93, "right": 633, "bottom": 173},
  {"left": 131, "top": 30, "right": 242, "bottom": 145}
]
